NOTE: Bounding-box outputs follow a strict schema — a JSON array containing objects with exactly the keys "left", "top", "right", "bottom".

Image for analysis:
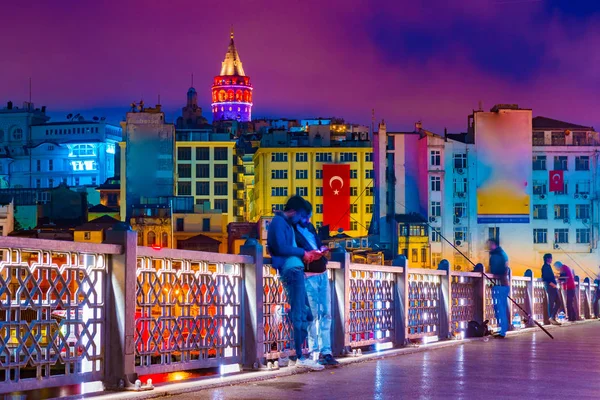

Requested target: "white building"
[
  {"left": 0, "top": 101, "right": 121, "bottom": 189},
  {"left": 375, "top": 104, "right": 600, "bottom": 276}
]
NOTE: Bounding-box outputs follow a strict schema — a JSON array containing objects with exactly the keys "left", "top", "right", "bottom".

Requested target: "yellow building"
[
  {"left": 74, "top": 215, "right": 120, "bottom": 244},
  {"left": 174, "top": 134, "right": 243, "bottom": 222},
  {"left": 252, "top": 145, "right": 374, "bottom": 237}
]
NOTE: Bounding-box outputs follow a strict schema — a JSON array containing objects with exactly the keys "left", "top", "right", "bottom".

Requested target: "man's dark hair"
[
  {"left": 487, "top": 238, "right": 499, "bottom": 247},
  {"left": 304, "top": 201, "right": 313, "bottom": 214},
  {"left": 543, "top": 253, "right": 553, "bottom": 263},
  {"left": 284, "top": 195, "right": 307, "bottom": 212}
]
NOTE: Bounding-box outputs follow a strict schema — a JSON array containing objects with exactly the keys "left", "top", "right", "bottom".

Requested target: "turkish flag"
[
  {"left": 323, "top": 164, "right": 351, "bottom": 232},
  {"left": 549, "top": 170, "right": 564, "bottom": 192}
]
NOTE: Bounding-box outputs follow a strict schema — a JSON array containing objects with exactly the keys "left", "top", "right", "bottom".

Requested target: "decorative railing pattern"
[
  {"left": 407, "top": 270, "right": 442, "bottom": 338},
  {"left": 450, "top": 273, "right": 478, "bottom": 337},
  {"left": 135, "top": 247, "right": 243, "bottom": 373},
  {"left": 511, "top": 277, "right": 530, "bottom": 325},
  {"left": 532, "top": 279, "right": 546, "bottom": 322},
  {"left": 0, "top": 238, "right": 118, "bottom": 392},
  {"left": 347, "top": 264, "right": 396, "bottom": 347},
  {"left": 484, "top": 279, "right": 499, "bottom": 330}
]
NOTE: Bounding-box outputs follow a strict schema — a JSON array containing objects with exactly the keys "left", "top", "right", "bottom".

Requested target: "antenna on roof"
[
  {"left": 191, "top": 73, "right": 194, "bottom": 87},
  {"left": 29, "top": 77, "right": 32, "bottom": 104}
]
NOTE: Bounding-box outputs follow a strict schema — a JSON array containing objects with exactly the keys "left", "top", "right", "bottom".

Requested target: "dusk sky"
[{"left": 2, "top": 0, "right": 600, "bottom": 132}]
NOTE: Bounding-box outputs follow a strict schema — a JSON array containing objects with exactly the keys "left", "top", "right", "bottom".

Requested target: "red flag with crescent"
[
  {"left": 549, "top": 170, "right": 564, "bottom": 192},
  {"left": 323, "top": 164, "right": 351, "bottom": 232}
]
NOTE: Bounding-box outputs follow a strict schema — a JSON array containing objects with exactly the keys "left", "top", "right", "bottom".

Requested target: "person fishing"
[{"left": 488, "top": 239, "right": 509, "bottom": 338}]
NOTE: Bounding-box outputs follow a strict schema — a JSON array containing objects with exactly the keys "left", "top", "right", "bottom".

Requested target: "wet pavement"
[{"left": 168, "top": 322, "right": 600, "bottom": 400}]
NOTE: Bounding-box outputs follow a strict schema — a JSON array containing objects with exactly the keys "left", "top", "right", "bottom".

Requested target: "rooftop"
[
  {"left": 75, "top": 215, "right": 120, "bottom": 232},
  {"left": 532, "top": 116, "right": 594, "bottom": 131}
]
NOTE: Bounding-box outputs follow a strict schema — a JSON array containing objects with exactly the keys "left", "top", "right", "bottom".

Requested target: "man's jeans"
[
  {"left": 280, "top": 265, "right": 310, "bottom": 359},
  {"left": 492, "top": 285, "right": 509, "bottom": 336},
  {"left": 546, "top": 286, "right": 561, "bottom": 320},
  {"left": 305, "top": 272, "right": 332, "bottom": 356},
  {"left": 566, "top": 288, "right": 577, "bottom": 321},
  {"left": 593, "top": 289, "right": 600, "bottom": 318}
]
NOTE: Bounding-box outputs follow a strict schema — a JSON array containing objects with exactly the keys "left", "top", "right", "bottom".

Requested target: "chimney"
[
  {"left": 7, "top": 101, "right": 13, "bottom": 110},
  {"left": 415, "top": 121, "right": 422, "bottom": 131}
]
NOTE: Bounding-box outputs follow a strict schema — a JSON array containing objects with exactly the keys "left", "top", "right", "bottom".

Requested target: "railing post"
[
  {"left": 239, "top": 239, "right": 264, "bottom": 370},
  {"left": 436, "top": 262, "right": 450, "bottom": 340},
  {"left": 392, "top": 257, "right": 408, "bottom": 346},
  {"left": 584, "top": 277, "right": 592, "bottom": 319},
  {"left": 575, "top": 275, "right": 582, "bottom": 320},
  {"left": 524, "top": 270, "right": 536, "bottom": 327},
  {"left": 330, "top": 250, "right": 350, "bottom": 355},
  {"left": 103, "top": 228, "right": 138, "bottom": 389}
]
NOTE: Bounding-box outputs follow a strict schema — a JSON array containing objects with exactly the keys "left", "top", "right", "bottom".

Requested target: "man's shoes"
[
  {"left": 549, "top": 318, "right": 562, "bottom": 326},
  {"left": 493, "top": 333, "right": 506, "bottom": 339},
  {"left": 319, "top": 354, "right": 340, "bottom": 366},
  {"left": 296, "top": 357, "right": 324, "bottom": 371}
]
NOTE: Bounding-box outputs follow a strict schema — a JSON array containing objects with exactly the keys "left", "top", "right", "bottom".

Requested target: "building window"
[
  {"left": 316, "top": 204, "right": 323, "bottom": 214},
  {"left": 162, "top": 232, "right": 168, "bottom": 247},
  {"left": 350, "top": 204, "right": 357, "bottom": 214},
  {"left": 195, "top": 198, "right": 209, "bottom": 206},
  {"left": 533, "top": 204, "right": 548, "bottom": 220},
  {"left": 575, "top": 156, "right": 590, "bottom": 171},
  {"left": 196, "top": 147, "right": 209, "bottom": 160},
  {"left": 533, "top": 229, "right": 547, "bottom": 244},
  {"left": 296, "top": 187, "right": 308, "bottom": 196},
  {"left": 316, "top": 222, "right": 323, "bottom": 229},
  {"left": 196, "top": 164, "right": 209, "bottom": 178},
  {"left": 533, "top": 180, "right": 547, "bottom": 195},
  {"left": 296, "top": 170, "right": 308, "bottom": 179},
  {"left": 454, "top": 203, "right": 466, "bottom": 218},
  {"left": 431, "top": 252, "right": 442, "bottom": 268},
  {"left": 421, "top": 248, "right": 427, "bottom": 265},
  {"left": 454, "top": 178, "right": 467, "bottom": 194},
  {"left": 365, "top": 170, "right": 374, "bottom": 179},
  {"left": 430, "top": 150, "right": 441, "bottom": 167},
  {"left": 296, "top": 152, "right": 308, "bottom": 162},
  {"left": 551, "top": 132, "right": 566, "bottom": 146},
  {"left": 576, "top": 204, "right": 590, "bottom": 220},
  {"left": 554, "top": 204, "right": 569, "bottom": 220},
  {"left": 75, "top": 177, "right": 79, "bottom": 186},
  {"left": 366, "top": 187, "right": 374, "bottom": 196},
  {"left": 178, "top": 164, "right": 191, "bottom": 178},
  {"left": 554, "top": 156, "right": 568, "bottom": 171},
  {"left": 387, "top": 135, "right": 395, "bottom": 150},
  {"left": 36, "top": 160, "right": 41, "bottom": 171},
  {"left": 350, "top": 221, "right": 358, "bottom": 231},
  {"left": 48, "top": 159, "right": 53, "bottom": 171},
  {"left": 489, "top": 227, "right": 500, "bottom": 244},
  {"left": 430, "top": 176, "right": 441, "bottom": 191},
  {"left": 176, "top": 218, "right": 184, "bottom": 232},
  {"left": 147, "top": 231, "right": 156, "bottom": 246},
  {"left": 272, "top": 204, "right": 285, "bottom": 212},
  {"left": 177, "top": 147, "right": 192, "bottom": 160},
  {"left": 272, "top": 187, "right": 288, "bottom": 197},
  {"left": 196, "top": 181, "right": 209, "bottom": 195},
  {"left": 430, "top": 201, "right": 441, "bottom": 217},
  {"left": 202, "top": 218, "right": 210, "bottom": 232},
  {"left": 554, "top": 229, "right": 569, "bottom": 244},
  {"left": 68, "top": 144, "right": 95, "bottom": 157},
  {"left": 340, "top": 152, "right": 357, "bottom": 162},
  {"left": 350, "top": 187, "right": 357, "bottom": 196},
  {"left": 84, "top": 232, "right": 91, "bottom": 241},
  {"left": 316, "top": 170, "right": 323, "bottom": 179},
  {"left": 365, "top": 152, "right": 373, "bottom": 162},
  {"left": 36, "top": 179, "right": 41, "bottom": 188},
  {"left": 453, "top": 153, "right": 467, "bottom": 169},
  {"left": 315, "top": 153, "right": 332, "bottom": 162},
  {"left": 576, "top": 180, "right": 591, "bottom": 195},
  {"left": 214, "top": 147, "right": 228, "bottom": 160},
  {"left": 214, "top": 182, "right": 228, "bottom": 196},
  {"left": 11, "top": 127, "right": 23, "bottom": 140},
  {"left": 454, "top": 227, "right": 467, "bottom": 243},
  {"left": 272, "top": 170, "right": 288, "bottom": 179},
  {"left": 555, "top": 180, "right": 568, "bottom": 195},
  {"left": 532, "top": 155, "right": 546, "bottom": 171},
  {"left": 431, "top": 230, "right": 441, "bottom": 243},
  {"left": 214, "top": 164, "right": 228, "bottom": 178},
  {"left": 316, "top": 187, "right": 323, "bottom": 196},
  {"left": 214, "top": 199, "right": 228, "bottom": 212},
  {"left": 366, "top": 204, "right": 373, "bottom": 214},
  {"left": 532, "top": 132, "right": 545, "bottom": 145},
  {"left": 178, "top": 182, "right": 191, "bottom": 195},
  {"left": 576, "top": 229, "right": 590, "bottom": 244},
  {"left": 271, "top": 152, "right": 288, "bottom": 162},
  {"left": 350, "top": 170, "right": 357, "bottom": 179}
]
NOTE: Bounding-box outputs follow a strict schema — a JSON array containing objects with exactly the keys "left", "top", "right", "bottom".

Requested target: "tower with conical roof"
[{"left": 211, "top": 28, "right": 253, "bottom": 122}]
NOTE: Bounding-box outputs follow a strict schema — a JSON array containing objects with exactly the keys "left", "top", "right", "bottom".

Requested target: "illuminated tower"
[{"left": 211, "top": 29, "right": 253, "bottom": 122}]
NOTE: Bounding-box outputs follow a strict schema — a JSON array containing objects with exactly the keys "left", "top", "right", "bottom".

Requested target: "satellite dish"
[
  {"left": 93, "top": 116, "right": 99, "bottom": 121},
  {"left": 66, "top": 113, "right": 73, "bottom": 119}
]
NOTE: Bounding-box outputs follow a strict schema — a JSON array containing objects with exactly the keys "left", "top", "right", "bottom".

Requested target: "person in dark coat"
[{"left": 488, "top": 239, "right": 509, "bottom": 338}]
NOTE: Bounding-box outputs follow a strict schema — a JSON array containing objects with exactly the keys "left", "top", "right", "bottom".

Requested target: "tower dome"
[{"left": 211, "top": 28, "right": 253, "bottom": 122}]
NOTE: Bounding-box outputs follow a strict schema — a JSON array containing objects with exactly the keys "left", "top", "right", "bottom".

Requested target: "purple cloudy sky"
[{"left": 2, "top": 0, "right": 599, "bottom": 132}]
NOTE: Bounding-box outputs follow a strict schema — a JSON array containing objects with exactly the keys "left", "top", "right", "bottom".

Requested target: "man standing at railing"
[
  {"left": 267, "top": 195, "right": 324, "bottom": 371},
  {"left": 541, "top": 254, "right": 561, "bottom": 325},
  {"left": 488, "top": 239, "right": 509, "bottom": 338},
  {"left": 293, "top": 202, "right": 339, "bottom": 367},
  {"left": 554, "top": 261, "right": 577, "bottom": 322},
  {"left": 594, "top": 266, "right": 600, "bottom": 319}
]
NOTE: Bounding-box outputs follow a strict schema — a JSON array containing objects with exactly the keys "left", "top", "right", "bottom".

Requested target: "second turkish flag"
[
  {"left": 323, "top": 164, "right": 351, "bottom": 232},
  {"left": 549, "top": 170, "right": 564, "bottom": 192}
]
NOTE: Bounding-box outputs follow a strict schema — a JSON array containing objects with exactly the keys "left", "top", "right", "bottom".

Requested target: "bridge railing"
[{"left": 1, "top": 234, "right": 598, "bottom": 394}]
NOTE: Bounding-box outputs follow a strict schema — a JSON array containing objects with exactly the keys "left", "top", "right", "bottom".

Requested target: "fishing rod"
[
  {"left": 554, "top": 243, "right": 597, "bottom": 281},
  {"left": 394, "top": 201, "right": 554, "bottom": 339}
]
